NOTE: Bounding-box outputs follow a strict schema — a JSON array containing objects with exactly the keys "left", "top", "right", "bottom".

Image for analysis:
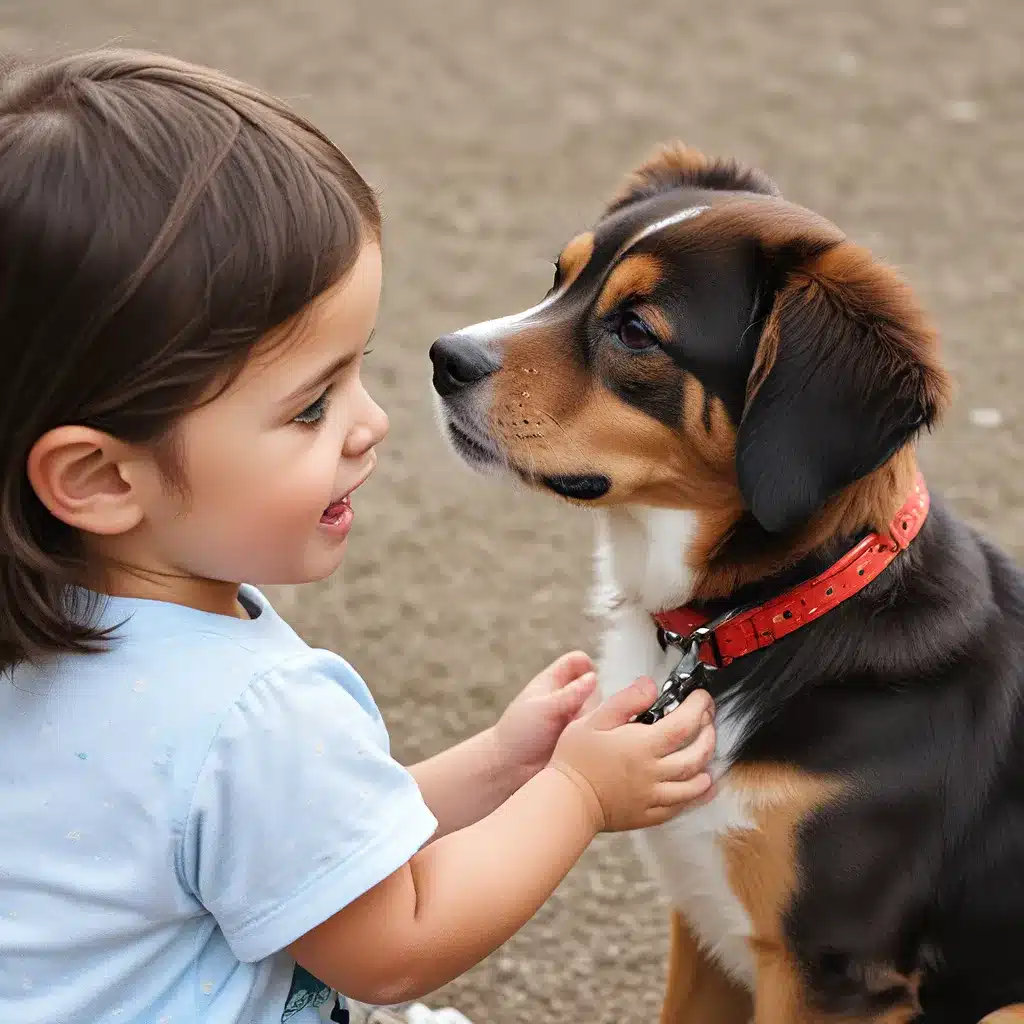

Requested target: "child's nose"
[{"left": 343, "top": 394, "right": 389, "bottom": 457}]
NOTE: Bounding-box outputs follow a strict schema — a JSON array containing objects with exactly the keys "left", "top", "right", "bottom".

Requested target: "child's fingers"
[
  {"left": 549, "top": 672, "right": 597, "bottom": 719},
  {"left": 689, "top": 780, "right": 719, "bottom": 810},
  {"left": 648, "top": 689, "right": 715, "bottom": 754},
  {"left": 542, "top": 650, "right": 595, "bottom": 692},
  {"left": 574, "top": 682, "right": 602, "bottom": 720},
  {"left": 657, "top": 723, "right": 716, "bottom": 780},
  {"left": 650, "top": 773, "right": 714, "bottom": 815},
  {"left": 588, "top": 676, "right": 658, "bottom": 729}
]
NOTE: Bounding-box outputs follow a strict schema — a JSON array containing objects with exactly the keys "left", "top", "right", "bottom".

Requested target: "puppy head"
[{"left": 431, "top": 144, "right": 951, "bottom": 541}]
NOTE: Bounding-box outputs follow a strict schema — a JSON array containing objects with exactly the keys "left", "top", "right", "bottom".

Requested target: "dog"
[{"left": 429, "top": 143, "right": 1024, "bottom": 1023}]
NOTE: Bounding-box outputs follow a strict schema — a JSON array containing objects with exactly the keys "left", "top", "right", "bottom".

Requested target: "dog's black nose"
[{"left": 430, "top": 333, "right": 501, "bottom": 397}]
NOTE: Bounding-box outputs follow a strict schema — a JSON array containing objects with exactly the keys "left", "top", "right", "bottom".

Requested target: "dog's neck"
[
  {"left": 595, "top": 451, "right": 921, "bottom": 616},
  {"left": 596, "top": 506, "right": 702, "bottom": 613}
]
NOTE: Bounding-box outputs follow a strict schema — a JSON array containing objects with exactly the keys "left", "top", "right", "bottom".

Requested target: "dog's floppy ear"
[
  {"left": 609, "top": 142, "right": 780, "bottom": 214},
  {"left": 736, "top": 242, "right": 952, "bottom": 533}
]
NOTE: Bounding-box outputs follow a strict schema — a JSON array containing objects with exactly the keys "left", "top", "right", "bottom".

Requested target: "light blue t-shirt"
[{"left": 0, "top": 586, "right": 438, "bottom": 1023}]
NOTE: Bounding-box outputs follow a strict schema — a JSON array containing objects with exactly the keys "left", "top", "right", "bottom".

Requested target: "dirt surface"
[{"left": 5, "top": 1, "right": 1022, "bottom": 1020}]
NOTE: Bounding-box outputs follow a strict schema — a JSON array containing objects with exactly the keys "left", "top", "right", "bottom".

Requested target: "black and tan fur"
[{"left": 430, "top": 143, "right": 1024, "bottom": 1023}]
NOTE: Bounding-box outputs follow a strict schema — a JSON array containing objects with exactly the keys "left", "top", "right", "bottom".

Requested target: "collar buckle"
[{"left": 635, "top": 625, "right": 717, "bottom": 725}]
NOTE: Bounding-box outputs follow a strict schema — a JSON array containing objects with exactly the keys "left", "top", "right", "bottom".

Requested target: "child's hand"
[
  {"left": 549, "top": 677, "right": 716, "bottom": 832},
  {"left": 493, "top": 651, "right": 598, "bottom": 781}
]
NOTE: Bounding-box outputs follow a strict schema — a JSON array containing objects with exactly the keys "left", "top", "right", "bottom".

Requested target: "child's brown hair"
[{"left": 0, "top": 48, "right": 380, "bottom": 670}]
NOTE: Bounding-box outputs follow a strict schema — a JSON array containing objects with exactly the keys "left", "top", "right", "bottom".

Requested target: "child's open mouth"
[
  {"left": 319, "top": 494, "right": 354, "bottom": 535},
  {"left": 319, "top": 458, "right": 375, "bottom": 538}
]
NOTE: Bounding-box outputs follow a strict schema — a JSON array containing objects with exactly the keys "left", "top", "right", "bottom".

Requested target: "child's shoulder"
[
  {"left": 77, "top": 585, "right": 305, "bottom": 699},
  {"left": 10, "top": 586, "right": 376, "bottom": 748},
  {"left": 86, "top": 585, "right": 368, "bottom": 714},
  {"left": 2, "top": 585, "right": 384, "bottom": 806}
]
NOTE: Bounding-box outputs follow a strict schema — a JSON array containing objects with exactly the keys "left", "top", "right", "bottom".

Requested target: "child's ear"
[{"left": 27, "top": 426, "right": 147, "bottom": 536}]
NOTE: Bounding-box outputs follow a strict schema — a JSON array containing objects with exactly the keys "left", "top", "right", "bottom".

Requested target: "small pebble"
[
  {"left": 945, "top": 99, "right": 980, "bottom": 123},
  {"left": 969, "top": 408, "right": 1003, "bottom": 428},
  {"left": 835, "top": 52, "right": 859, "bottom": 75}
]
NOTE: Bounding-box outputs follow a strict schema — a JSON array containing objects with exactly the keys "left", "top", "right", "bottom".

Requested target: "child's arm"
[
  {"left": 409, "top": 728, "right": 524, "bottom": 838},
  {"left": 410, "top": 651, "right": 596, "bottom": 837},
  {"left": 289, "top": 679, "right": 715, "bottom": 1005}
]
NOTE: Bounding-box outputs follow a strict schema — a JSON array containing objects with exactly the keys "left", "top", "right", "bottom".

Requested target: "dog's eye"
[{"left": 616, "top": 312, "right": 659, "bottom": 352}]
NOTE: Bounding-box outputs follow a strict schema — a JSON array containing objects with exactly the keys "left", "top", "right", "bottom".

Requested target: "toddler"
[{"left": 0, "top": 49, "right": 716, "bottom": 1024}]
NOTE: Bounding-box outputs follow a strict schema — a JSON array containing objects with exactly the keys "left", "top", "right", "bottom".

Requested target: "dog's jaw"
[{"left": 432, "top": 389, "right": 508, "bottom": 477}]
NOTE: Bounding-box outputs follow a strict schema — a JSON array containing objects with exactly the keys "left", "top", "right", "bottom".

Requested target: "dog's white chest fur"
[{"left": 592, "top": 509, "right": 757, "bottom": 986}]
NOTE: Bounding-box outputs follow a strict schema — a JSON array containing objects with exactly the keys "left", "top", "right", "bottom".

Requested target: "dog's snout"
[{"left": 430, "top": 333, "right": 501, "bottom": 397}]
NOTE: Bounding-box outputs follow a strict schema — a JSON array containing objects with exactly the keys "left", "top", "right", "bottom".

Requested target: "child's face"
[{"left": 136, "top": 242, "right": 387, "bottom": 588}]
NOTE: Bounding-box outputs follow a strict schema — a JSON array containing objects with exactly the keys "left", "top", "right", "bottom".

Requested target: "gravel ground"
[{"left": 4, "top": 1, "right": 1022, "bottom": 1020}]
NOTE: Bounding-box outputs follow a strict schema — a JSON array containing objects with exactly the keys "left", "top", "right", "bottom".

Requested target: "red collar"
[{"left": 653, "top": 473, "right": 930, "bottom": 668}]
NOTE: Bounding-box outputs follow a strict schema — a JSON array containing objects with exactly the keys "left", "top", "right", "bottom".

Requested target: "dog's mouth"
[
  {"left": 540, "top": 474, "right": 611, "bottom": 500},
  {"left": 443, "top": 416, "right": 504, "bottom": 469},
  {"left": 442, "top": 413, "right": 611, "bottom": 502}
]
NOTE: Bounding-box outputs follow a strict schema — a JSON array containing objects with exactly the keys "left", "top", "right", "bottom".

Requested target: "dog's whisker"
[{"left": 535, "top": 409, "right": 591, "bottom": 474}]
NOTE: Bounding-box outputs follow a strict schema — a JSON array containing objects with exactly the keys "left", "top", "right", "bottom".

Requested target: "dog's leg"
[
  {"left": 660, "top": 910, "right": 752, "bottom": 1024},
  {"left": 748, "top": 940, "right": 816, "bottom": 1024},
  {"left": 980, "top": 1009, "right": 1024, "bottom": 1023},
  {"left": 749, "top": 940, "right": 920, "bottom": 1024}
]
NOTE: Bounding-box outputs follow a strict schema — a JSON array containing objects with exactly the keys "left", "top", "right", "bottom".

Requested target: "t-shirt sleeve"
[{"left": 180, "top": 650, "right": 438, "bottom": 963}]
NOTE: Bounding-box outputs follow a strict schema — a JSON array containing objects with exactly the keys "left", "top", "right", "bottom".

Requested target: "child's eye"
[{"left": 293, "top": 389, "right": 331, "bottom": 425}]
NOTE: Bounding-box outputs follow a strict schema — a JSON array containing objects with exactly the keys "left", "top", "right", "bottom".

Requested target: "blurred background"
[{"left": 5, "top": 1, "right": 1021, "bottom": 1020}]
